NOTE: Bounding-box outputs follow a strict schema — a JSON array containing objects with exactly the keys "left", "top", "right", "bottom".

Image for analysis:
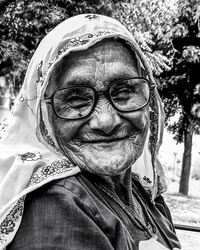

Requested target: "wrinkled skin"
[{"left": 46, "top": 39, "right": 149, "bottom": 177}]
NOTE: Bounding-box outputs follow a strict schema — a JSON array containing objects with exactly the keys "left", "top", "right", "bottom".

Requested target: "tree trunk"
[{"left": 179, "top": 124, "right": 193, "bottom": 196}]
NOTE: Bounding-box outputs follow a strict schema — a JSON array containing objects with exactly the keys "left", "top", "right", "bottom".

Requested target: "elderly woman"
[{"left": 0, "top": 14, "right": 181, "bottom": 249}]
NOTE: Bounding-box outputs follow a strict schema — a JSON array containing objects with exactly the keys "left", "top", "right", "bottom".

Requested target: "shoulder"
[
  {"left": 8, "top": 174, "right": 118, "bottom": 250},
  {"left": 25, "top": 173, "right": 97, "bottom": 217},
  {"left": 28, "top": 173, "right": 87, "bottom": 197}
]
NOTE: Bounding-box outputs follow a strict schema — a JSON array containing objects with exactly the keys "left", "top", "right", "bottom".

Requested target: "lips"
[
  {"left": 83, "top": 137, "right": 128, "bottom": 143},
  {"left": 76, "top": 134, "right": 138, "bottom": 144},
  {"left": 75, "top": 126, "right": 139, "bottom": 144}
]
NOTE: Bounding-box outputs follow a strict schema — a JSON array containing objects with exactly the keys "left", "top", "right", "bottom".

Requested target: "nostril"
[
  {"left": 89, "top": 111, "right": 121, "bottom": 135},
  {"left": 106, "top": 124, "right": 121, "bottom": 136},
  {"left": 92, "top": 124, "right": 121, "bottom": 136}
]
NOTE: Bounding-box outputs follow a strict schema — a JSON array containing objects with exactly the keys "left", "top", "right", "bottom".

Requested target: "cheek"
[
  {"left": 121, "top": 108, "right": 149, "bottom": 131},
  {"left": 53, "top": 121, "right": 75, "bottom": 141},
  {"left": 47, "top": 107, "right": 80, "bottom": 141}
]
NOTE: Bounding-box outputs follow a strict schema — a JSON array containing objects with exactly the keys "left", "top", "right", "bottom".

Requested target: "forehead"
[{"left": 47, "top": 39, "right": 139, "bottom": 94}]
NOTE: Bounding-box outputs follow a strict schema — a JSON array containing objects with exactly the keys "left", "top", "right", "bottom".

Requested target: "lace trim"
[
  {"left": 28, "top": 159, "right": 74, "bottom": 187},
  {"left": 85, "top": 14, "right": 100, "bottom": 20},
  {"left": 149, "top": 93, "right": 159, "bottom": 159},
  {"left": 39, "top": 116, "right": 56, "bottom": 149},
  {"left": 0, "top": 158, "right": 77, "bottom": 246},
  {"left": 0, "top": 197, "right": 25, "bottom": 245}
]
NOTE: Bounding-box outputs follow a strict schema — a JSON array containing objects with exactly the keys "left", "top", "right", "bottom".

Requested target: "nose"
[{"left": 89, "top": 100, "right": 121, "bottom": 135}]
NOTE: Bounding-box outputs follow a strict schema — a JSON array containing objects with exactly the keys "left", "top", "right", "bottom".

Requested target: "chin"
[
  {"left": 61, "top": 140, "right": 143, "bottom": 176},
  {"left": 81, "top": 151, "right": 136, "bottom": 176}
]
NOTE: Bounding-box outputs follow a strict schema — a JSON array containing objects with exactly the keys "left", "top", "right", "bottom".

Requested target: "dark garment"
[{"left": 8, "top": 172, "right": 181, "bottom": 250}]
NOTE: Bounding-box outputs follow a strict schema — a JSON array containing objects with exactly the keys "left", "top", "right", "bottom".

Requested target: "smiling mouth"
[{"left": 81, "top": 135, "right": 136, "bottom": 144}]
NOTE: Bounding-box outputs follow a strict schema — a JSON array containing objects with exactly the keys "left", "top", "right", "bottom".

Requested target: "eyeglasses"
[{"left": 44, "top": 77, "right": 154, "bottom": 120}]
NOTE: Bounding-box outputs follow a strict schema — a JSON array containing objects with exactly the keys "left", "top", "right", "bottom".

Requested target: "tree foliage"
[
  {"left": 0, "top": 0, "right": 114, "bottom": 94},
  {"left": 0, "top": 0, "right": 177, "bottom": 96},
  {"left": 113, "top": 0, "right": 177, "bottom": 75},
  {"left": 158, "top": 0, "right": 200, "bottom": 195},
  {"left": 159, "top": 0, "right": 200, "bottom": 142}
]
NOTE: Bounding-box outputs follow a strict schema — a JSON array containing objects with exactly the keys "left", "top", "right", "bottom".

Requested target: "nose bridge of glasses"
[
  {"left": 91, "top": 84, "right": 116, "bottom": 112},
  {"left": 94, "top": 87, "right": 114, "bottom": 112},
  {"left": 97, "top": 88, "right": 109, "bottom": 97}
]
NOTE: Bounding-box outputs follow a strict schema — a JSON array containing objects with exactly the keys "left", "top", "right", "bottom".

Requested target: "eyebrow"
[
  {"left": 61, "top": 68, "right": 139, "bottom": 88},
  {"left": 106, "top": 70, "right": 139, "bottom": 84},
  {"left": 63, "top": 77, "right": 94, "bottom": 87}
]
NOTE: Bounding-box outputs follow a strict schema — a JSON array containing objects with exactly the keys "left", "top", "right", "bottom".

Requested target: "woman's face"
[{"left": 46, "top": 40, "right": 149, "bottom": 176}]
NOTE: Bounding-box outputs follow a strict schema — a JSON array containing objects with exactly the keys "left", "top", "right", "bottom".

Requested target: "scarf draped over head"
[{"left": 0, "top": 14, "right": 166, "bottom": 248}]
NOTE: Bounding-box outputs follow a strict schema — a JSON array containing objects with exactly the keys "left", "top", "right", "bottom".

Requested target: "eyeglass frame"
[{"left": 43, "top": 77, "right": 156, "bottom": 120}]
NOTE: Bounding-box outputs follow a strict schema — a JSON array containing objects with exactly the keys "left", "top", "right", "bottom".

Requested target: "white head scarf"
[{"left": 0, "top": 14, "right": 166, "bottom": 248}]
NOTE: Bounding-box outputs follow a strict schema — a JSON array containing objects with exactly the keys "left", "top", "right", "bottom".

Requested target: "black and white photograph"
[{"left": 0, "top": 1, "right": 200, "bottom": 249}]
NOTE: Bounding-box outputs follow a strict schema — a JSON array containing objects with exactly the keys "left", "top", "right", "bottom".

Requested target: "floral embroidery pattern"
[
  {"left": 156, "top": 175, "right": 165, "bottom": 194},
  {"left": 47, "top": 30, "right": 112, "bottom": 70},
  {"left": 143, "top": 176, "right": 152, "bottom": 184},
  {"left": 0, "top": 160, "right": 76, "bottom": 244},
  {"left": 85, "top": 14, "right": 100, "bottom": 20},
  {"left": 132, "top": 173, "right": 140, "bottom": 181},
  {"left": 0, "top": 197, "right": 25, "bottom": 244},
  {"left": 36, "top": 60, "right": 43, "bottom": 84},
  {"left": 18, "top": 152, "right": 42, "bottom": 162},
  {"left": 28, "top": 159, "right": 74, "bottom": 186},
  {"left": 149, "top": 93, "right": 158, "bottom": 158},
  {"left": 39, "top": 113, "right": 56, "bottom": 149},
  {"left": 145, "top": 188, "right": 153, "bottom": 200}
]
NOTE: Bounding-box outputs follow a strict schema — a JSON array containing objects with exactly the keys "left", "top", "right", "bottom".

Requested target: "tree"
[
  {"left": 0, "top": 0, "right": 175, "bottom": 97},
  {"left": 0, "top": 0, "right": 114, "bottom": 97},
  {"left": 159, "top": 0, "right": 200, "bottom": 195},
  {"left": 113, "top": 0, "right": 176, "bottom": 75},
  {"left": 114, "top": 0, "right": 200, "bottom": 196}
]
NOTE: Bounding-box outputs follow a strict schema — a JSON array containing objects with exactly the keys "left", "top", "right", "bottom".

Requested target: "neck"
[
  {"left": 100, "top": 168, "right": 132, "bottom": 204},
  {"left": 112, "top": 168, "right": 133, "bottom": 204}
]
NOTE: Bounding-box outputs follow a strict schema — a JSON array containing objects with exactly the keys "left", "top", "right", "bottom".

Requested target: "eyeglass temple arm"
[
  {"left": 150, "top": 84, "right": 156, "bottom": 90},
  {"left": 43, "top": 97, "right": 52, "bottom": 104}
]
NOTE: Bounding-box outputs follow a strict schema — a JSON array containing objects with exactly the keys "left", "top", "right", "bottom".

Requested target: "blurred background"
[{"left": 0, "top": 0, "right": 200, "bottom": 249}]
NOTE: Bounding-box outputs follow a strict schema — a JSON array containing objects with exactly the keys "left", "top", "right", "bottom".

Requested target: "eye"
[
  {"left": 67, "top": 94, "right": 92, "bottom": 108},
  {"left": 112, "top": 89, "right": 131, "bottom": 100},
  {"left": 53, "top": 87, "right": 95, "bottom": 119},
  {"left": 57, "top": 88, "right": 94, "bottom": 110},
  {"left": 111, "top": 84, "right": 134, "bottom": 101}
]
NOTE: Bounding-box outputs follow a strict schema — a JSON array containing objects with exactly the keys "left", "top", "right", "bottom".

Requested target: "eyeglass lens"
[
  {"left": 54, "top": 87, "right": 94, "bottom": 119},
  {"left": 53, "top": 78, "right": 149, "bottom": 119},
  {"left": 110, "top": 78, "right": 149, "bottom": 111}
]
